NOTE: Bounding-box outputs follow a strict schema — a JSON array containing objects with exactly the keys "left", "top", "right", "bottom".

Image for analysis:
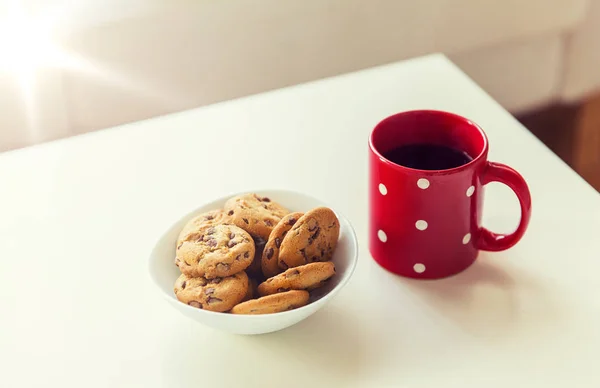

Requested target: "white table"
[{"left": 1, "top": 54, "right": 599, "bottom": 388}]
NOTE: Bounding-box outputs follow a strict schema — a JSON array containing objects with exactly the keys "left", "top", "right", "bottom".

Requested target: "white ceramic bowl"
[{"left": 148, "top": 189, "right": 358, "bottom": 335}]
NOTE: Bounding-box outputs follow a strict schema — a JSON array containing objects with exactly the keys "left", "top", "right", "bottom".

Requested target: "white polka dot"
[
  {"left": 466, "top": 186, "right": 475, "bottom": 197},
  {"left": 377, "top": 230, "right": 387, "bottom": 243},
  {"left": 413, "top": 263, "right": 426, "bottom": 273},
  {"left": 462, "top": 233, "right": 471, "bottom": 244},
  {"left": 378, "top": 183, "right": 388, "bottom": 195},
  {"left": 417, "top": 178, "right": 430, "bottom": 189},
  {"left": 415, "top": 220, "right": 428, "bottom": 231}
]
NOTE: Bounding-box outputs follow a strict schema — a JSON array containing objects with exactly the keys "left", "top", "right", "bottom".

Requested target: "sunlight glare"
[
  {"left": 0, "top": 1, "right": 192, "bottom": 141},
  {"left": 0, "top": 5, "right": 66, "bottom": 74}
]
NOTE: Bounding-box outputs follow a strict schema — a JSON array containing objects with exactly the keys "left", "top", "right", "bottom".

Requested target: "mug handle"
[{"left": 476, "top": 162, "right": 532, "bottom": 252}]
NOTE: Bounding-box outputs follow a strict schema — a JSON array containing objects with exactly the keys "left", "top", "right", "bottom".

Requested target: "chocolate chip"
[
  {"left": 210, "top": 277, "right": 222, "bottom": 284},
  {"left": 299, "top": 248, "right": 307, "bottom": 258},
  {"left": 311, "top": 256, "right": 318, "bottom": 262},
  {"left": 265, "top": 219, "right": 273, "bottom": 227},
  {"left": 207, "top": 296, "right": 223, "bottom": 304},
  {"left": 207, "top": 227, "right": 216, "bottom": 235},
  {"left": 308, "top": 227, "right": 321, "bottom": 245},
  {"left": 228, "top": 240, "right": 238, "bottom": 248},
  {"left": 311, "top": 227, "right": 320, "bottom": 240},
  {"left": 235, "top": 254, "right": 241, "bottom": 260},
  {"left": 275, "top": 237, "right": 282, "bottom": 248},
  {"left": 244, "top": 251, "right": 250, "bottom": 258},
  {"left": 277, "top": 287, "right": 290, "bottom": 292},
  {"left": 262, "top": 197, "right": 271, "bottom": 202},
  {"left": 204, "top": 287, "right": 215, "bottom": 295},
  {"left": 265, "top": 248, "right": 274, "bottom": 259},
  {"left": 309, "top": 224, "right": 318, "bottom": 232},
  {"left": 177, "top": 242, "right": 183, "bottom": 250},
  {"left": 181, "top": 281, "right": 187, "bottom": 289},
  {"left": 320, "top": 249, "right": 325, "bottom": 257},
  {"left": 205, "top": 215, "right": 215, "bottom": 220},
  {"left": 242, "top": 218, "right": 249, "bottom": 224},
  {"left": 228, "top": 210, "right": 234, "bottom": 216},
  {"left": 329, "top": 221, "right": 336, "bottom": 228},
  {"left": 217, "top": 263, "right": 230, "bottom": 271},
  {"left": 286, "top": 269, "right": 300, "bottom": 278},
  {"left": 288, "top": 218, "right": 297, "bottom": 225},
  {"left": 229, "top": 232, "right": 235, "bottom": 239},
  {"left": 207, "top": 238, "right": 218, "bottom": 247},
  {"left": 196, "top": 235, "right": 204, "bottom": 242},
  {"left": 188, "top": 301, "right": 202, "bottom": 308},
  {"left": 280, "top": 260, "right": 289, "bottom": 270}
]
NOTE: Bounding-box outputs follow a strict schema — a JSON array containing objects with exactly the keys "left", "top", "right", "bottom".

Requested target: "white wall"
[{"left": 0, "top": 0, "right": 594, "bottom": 152}]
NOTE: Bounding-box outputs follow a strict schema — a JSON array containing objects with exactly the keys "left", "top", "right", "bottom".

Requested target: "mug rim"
[{"left": 369, "top": 110, "right": 489, "bottom": 175}]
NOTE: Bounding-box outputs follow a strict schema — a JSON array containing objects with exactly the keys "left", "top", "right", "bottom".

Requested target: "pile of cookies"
[{"left": 173, "top": 193, "right": 340, "bottom": 315}]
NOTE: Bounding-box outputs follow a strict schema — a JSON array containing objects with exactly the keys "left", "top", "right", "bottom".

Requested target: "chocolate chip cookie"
[
  {"left": 230, "top": 290, "right": 310, "bottom": 315},
  {"left": 174, "top": 271, "right": 248, "bottom": 312},
  {"left": 176, "top": 209, "right": 230, "bottom": 249},
  {"left": 176, "top": 224, "right": 255, "bottom": 279},
  {"left": 257, "top": 261, "right": 335, "bottom": 296},
  {"left": 261, "top": 212, "right": 303, "bottom": 278},
  {"left": 224, "top": 193, "right": 290, "bottom": 239},
  {"left": 278, "top": 207, "right": 340, "bottom": 269}
]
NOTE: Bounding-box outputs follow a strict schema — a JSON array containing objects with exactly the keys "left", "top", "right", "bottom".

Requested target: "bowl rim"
[{"left": 148, "top": 188, "right": 359, "bottom": 319}]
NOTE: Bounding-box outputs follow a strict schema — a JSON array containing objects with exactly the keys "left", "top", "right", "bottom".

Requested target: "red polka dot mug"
[{"left": 368, "top": 110, "right": 532, "bottom": 279}]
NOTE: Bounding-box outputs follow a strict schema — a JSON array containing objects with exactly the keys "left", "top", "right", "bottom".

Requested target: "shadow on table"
[
  {"left": 160, "top": 305, "right": 369, "bottom": 387},
  {"left": 237, "top": 304, "right": 367, "bottom": 385},
  {"left": 396, "top": 253, "right": 559, "bottom": 338}
]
